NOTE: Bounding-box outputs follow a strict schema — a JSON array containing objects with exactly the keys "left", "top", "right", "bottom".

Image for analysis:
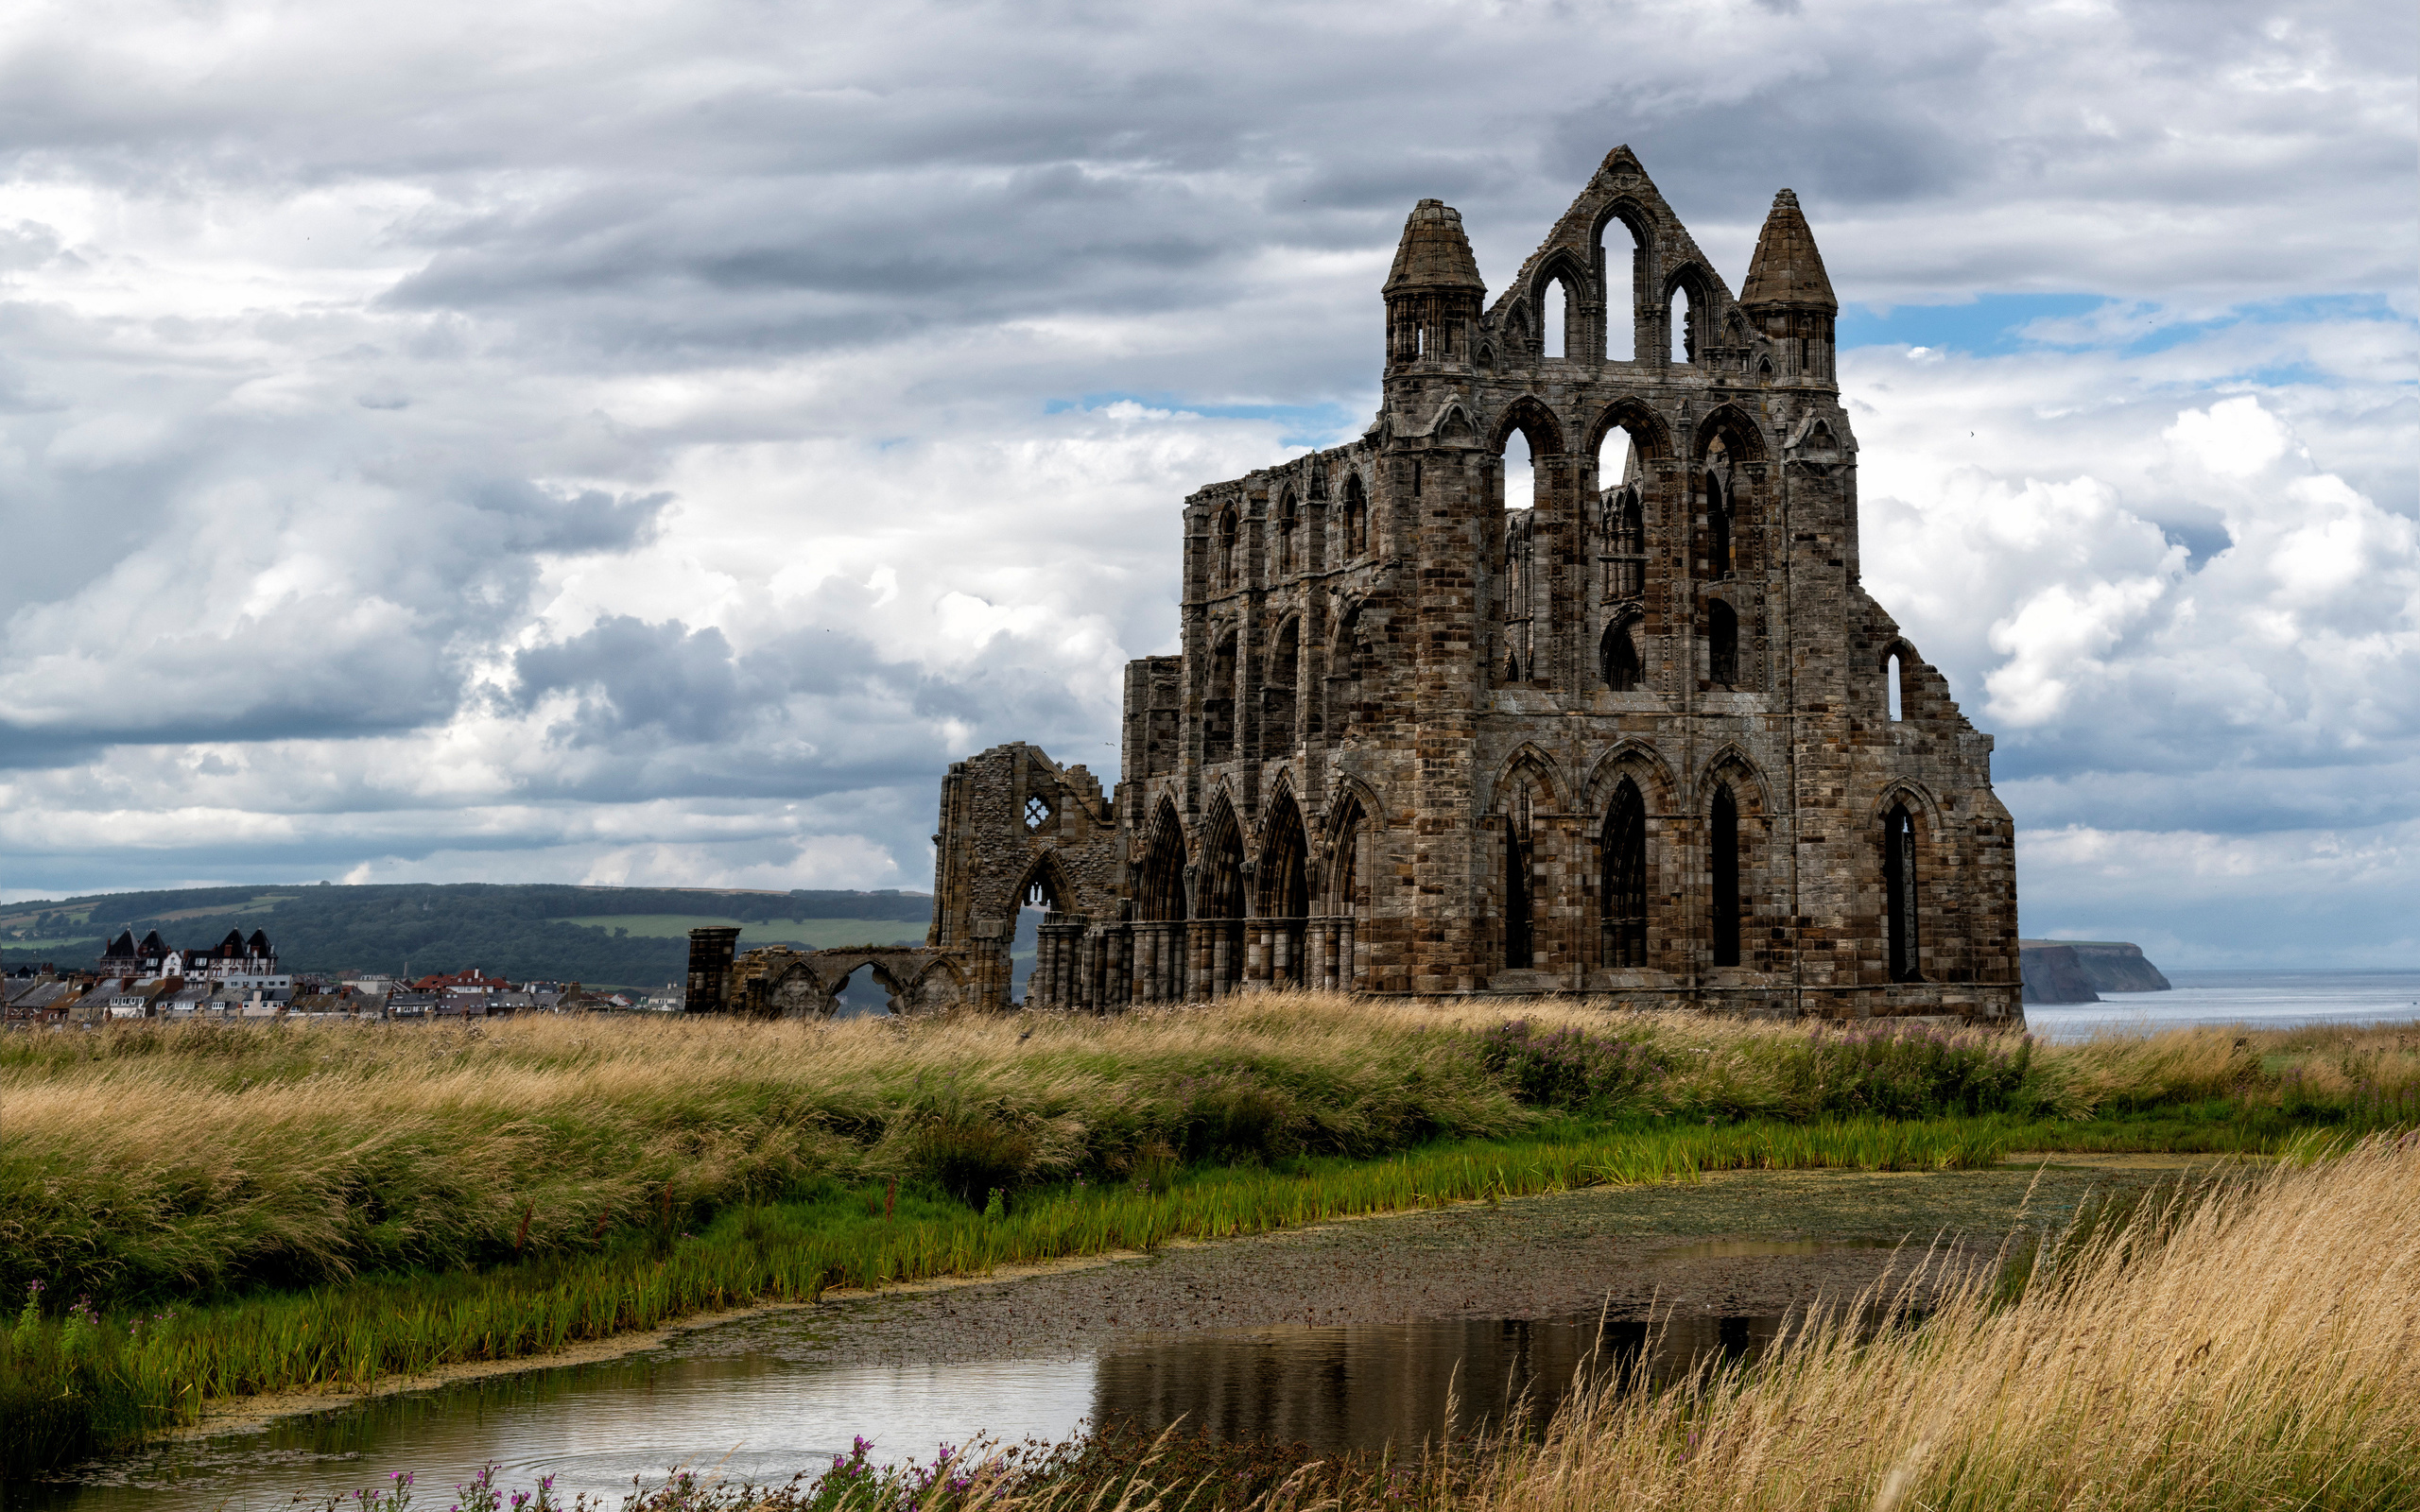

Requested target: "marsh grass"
[
  {"left": 4, "top": 997, "right": 2413, "bottom": 1480},
  {"left": 291, "top": 1137, "right": 2420, "bottom": 1512}
]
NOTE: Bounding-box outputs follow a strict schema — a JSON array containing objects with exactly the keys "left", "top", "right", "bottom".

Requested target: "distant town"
[{"left": 1, "top": 924, "right": 684, "bottom": 1027}]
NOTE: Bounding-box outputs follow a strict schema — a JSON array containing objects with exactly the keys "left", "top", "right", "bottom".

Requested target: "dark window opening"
[
  {"left": 1885, "top": 804, "right": 1921, "bottom": 981},
  {"left": 1264, "top": 618, "right": 1300, "bottom": 751},
  {"left": 1706, "top": 470, "right": 1732, "bottom": 578},
  {"left": 1708, "top": 600, "right": 1738, "bottom": 688},
  {"left": 1602, "top": 778, "right": 1647, "bottom": 968},
  {"left": 1215, "top": 507, "right": 1238, "bottom": 591},
  {"left": 1204, "top": 633, "right": 1237, "bottom": 761},
  {"left": 1600, "top": 618, "right": 1642, "bottom": 692},
  {"left": 1343, "top": 472, "right": 1368, "bottom": 558},
  {"left": 1710, "top": 785, "right": 1740, "bottom": 968},
  {"left": 1504, "top": 781, "right": 1535, "bottom": 969}
]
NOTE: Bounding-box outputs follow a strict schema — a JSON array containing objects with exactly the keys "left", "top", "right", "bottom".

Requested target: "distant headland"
[{"left": 2019, "top": 939, "right": 2173, "bottom": 1005}]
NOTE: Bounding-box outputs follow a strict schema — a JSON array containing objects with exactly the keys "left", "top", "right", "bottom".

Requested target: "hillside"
[{"left": 0, "top": 884, "right": 933, "bottom": 990}]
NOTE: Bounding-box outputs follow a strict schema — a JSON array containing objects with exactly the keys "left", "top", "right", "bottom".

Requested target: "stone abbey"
[{"left": 693, "top": 147, "right": 2022, "bottom": 1024}]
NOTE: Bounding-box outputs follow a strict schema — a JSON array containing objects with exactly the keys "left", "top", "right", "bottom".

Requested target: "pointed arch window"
[
  {"left": 1670, "top": 284, "right": 1696, "bottom": 364},
  {"left": 1505, "top": 777, "right": 1537, "bottom": 969},
  {"left": 1275, "top": 491, "right": 1298, "bottom": 576},
  {"left": 1602, "top": 216, "right": 1640, "bottom": 362},
  {"left": 1543, "top": 278, "right": 1569, "bottom": 360},
  {"left": 1703, "top": 441, "right": 1734, "bottom": 579},
  {"left": 1600, "top": 617, "right": 1643, "bottom": 692},
  {"left": 1708, "top": 600, "right": 1739, "bottom": 689},
  {"left": 1886, "top": 649, "right": 1906, "bottom": 722},
  {"left": 1215, "top": 507, "right": 1238, "bottom": 591},
  {"left": 1710, "top": 785, "right": 1741, "bottom": 968},
  {"left": 1343, "top": 473, "right": 1368, "bottom": 558},
  {"left": 1602, "top": 778, "right": 1647, "bottom": 968},
  {"left": 1885, "top": 804, "right": 1921, "bottom": 981}
]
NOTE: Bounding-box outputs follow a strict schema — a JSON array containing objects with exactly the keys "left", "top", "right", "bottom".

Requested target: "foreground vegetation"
[
  {"left": 4, "top": 998, "right": 2414, "bottom": 1479},
  {"left": 338, "top": 1134, "right": 2420, "bottom": 1512}
]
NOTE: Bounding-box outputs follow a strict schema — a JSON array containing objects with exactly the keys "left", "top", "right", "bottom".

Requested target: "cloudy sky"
[{"left": 1, "top": 0, "right": 2413, "bottom": 966}]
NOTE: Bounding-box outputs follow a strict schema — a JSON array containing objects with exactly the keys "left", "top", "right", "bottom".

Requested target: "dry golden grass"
[
  {"left": 1421, "top": 1134, "right": 2420, "bottom": 1512},
  {"left": 5, "top": 997, "right": 2413, "bottom": 1308}
]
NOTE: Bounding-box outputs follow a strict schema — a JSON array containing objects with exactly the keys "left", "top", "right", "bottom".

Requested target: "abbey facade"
[{"left": 699, "top": 148, "right": 2021, "bottom": 1023}]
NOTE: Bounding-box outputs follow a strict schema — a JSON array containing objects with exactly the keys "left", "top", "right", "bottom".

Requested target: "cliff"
[{"left": 2018, "top": 939, "right": 2173, "bottom": 1004}]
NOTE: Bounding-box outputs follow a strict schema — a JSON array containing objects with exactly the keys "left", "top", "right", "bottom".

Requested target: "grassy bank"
[
  {"left": 427, "top": 1133, "right": 2420, "bottom": 1512},
  {"left": 4, "top": 998, "right": 2414, "bottom": 1479}
]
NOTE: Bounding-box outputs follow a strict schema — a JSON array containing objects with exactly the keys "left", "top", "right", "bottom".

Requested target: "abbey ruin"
[{"left": 693, "top": 147, "right": 2022, "bottom": 1024}]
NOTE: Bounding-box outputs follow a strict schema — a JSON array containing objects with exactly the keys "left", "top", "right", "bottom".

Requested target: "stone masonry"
[{"left": 706, "top": 147, "right": 2022, "bottom": 1024}]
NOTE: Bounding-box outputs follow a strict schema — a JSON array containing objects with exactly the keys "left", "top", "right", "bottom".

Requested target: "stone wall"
[{"left": 752, "top": 147, "right": 2023, "bottom": 1025}]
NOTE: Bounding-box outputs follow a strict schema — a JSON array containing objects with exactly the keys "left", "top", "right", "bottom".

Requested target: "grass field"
[
  {"left": 553, "top": 915, "right": 926, "bottom": 949},
  {"left": 4, "top": 996, "right": 2414, "bottom": 1480},
  {"left": 493, "top": 1135, "right": 2420, "bottom": 1512}
]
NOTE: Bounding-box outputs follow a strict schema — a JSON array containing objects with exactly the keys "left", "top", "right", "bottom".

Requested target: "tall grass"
[
  {"left": 290, "top": 1135, "right": 2420, "bottom": 1511},
  {"left": 9, "top": 999, "right": 2411, "bottom": 1314},
  {"left": 0, "top": 1114, "right": 2009, "bottom": 1477},
  {"left": 1426, "top": 1133, "right": 2420, "bottom": 1512}
]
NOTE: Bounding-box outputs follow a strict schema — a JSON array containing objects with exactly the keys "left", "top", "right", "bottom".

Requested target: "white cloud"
[{"left": 0, "top": 0, "right": 2413, "bottom": 965}]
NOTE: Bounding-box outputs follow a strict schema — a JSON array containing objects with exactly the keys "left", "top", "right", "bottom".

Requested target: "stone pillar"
[{"left": 684, "top": 927, "right": 742, "bottom": 1013}]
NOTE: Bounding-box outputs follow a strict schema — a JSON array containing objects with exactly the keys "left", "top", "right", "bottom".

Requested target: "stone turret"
[
  {"left": 1384, "top": 198, "right": 1486, "bottom": 374},
  {"left": 1737, "top": 188, "right": 1839, "bottom": 386}
]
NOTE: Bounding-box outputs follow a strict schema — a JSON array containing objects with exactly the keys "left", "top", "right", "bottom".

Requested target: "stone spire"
[
  {"left": 1739, "top": 189, "right": 1837, "bottom": 313},
  {"left": 1384, "top": 199, "right": 1485, "bottom": 294}
]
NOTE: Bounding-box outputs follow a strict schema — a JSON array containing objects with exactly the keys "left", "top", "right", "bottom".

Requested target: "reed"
[
  {"left": 9, "top": 999, "right": 2411, "bottom": 1314},
  {"left": 289, "top": 1135, "right": 2420, "bottom": 1511},
  {"left": 0, "top": 1114, "right": 2009, "bottom": 1477}
]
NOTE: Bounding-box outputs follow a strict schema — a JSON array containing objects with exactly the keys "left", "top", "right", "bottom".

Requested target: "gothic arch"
[
  {"left": 1867, "top": 777, "right": 1946, "bottom": 831},
  {"left": 1255, "top": 791, "right": 1311, "bottom": 921},
  {"left": 1582, "top": 740, "right": 1679, "bottom": 831},
  {"left": 1488, "top": 395, "right": 1566, "bottom": 459},
  {"left": 1588, "top": 199, "right": 1655, "bottom": 267},
  {"left": 1488, "top": 742, "right": 1573, "bottom": 816},
  {"left": 1692, "top": 404, "right": 1769, "bottom": 464},
  {"left": 1136, "top": 798, "right": 1189, "bottom": 922},
  {"left": 1583, "top": 397, "right": 1673, "bottom": 462},
  {"left": 1695, "top": 744, "right": 1772, "bottom": 815},
  {"left": 1197, "top": 792, "right": 1248, "bottom": 919},
  {"left": 1011, "top": 850, "right": 1075, "bottom": 914}
]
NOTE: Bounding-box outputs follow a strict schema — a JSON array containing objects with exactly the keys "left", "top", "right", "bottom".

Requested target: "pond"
[{"left": 21, "top": 1162, "right": 2176, "bottom": 1510}]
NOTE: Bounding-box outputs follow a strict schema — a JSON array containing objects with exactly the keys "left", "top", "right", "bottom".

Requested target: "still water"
[
  {"left": 22, "top": 1311, "right": 1796, "bottom": 1510},
  {"left": 2025, "top": 969, "right": 2420, "bottom": 1041}
]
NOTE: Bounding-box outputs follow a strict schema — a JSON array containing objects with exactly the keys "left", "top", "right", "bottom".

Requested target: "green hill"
[{"left": 0, "top": 884, "right": 933, "bottom": 991}]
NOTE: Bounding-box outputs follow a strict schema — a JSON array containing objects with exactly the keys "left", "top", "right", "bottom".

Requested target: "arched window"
[
  {"left": 1543, "top": 278, "right": 1568, "bottom": 360},
  {"left": 1884, "top": 804, "right": 1920, "bottom": 981},
  {"left": 1275, "top": 491, "right": 1297, "bottom": 576},
  {"left": 1886, "top": 650, "right": 1905, "bottom": 722},
  {"left": 1600, "top": 617, "right": 1643, "bottom": 692},
  {"left": 1205, "top": 631, "right": 1237, "bottom": 761},
  {"left": 1708, "top": 600, "right": 1738, "bottom": 688},
  {"left": 1703, "top": 445, "right": 1733, "bottom": 579},
  {"left": 1603, "top": 217, "right": 1639, "bottom": 362},
  {"left": 1670, "top": 284, "right": 1695, "bottom": 364},
  {"left": 1343, "top": 473, "right": 1368, "bottom": 558},
  {"left": 1757, "top": 356, "right": 1773, "bottom": 385},
  {"left": 1505, "top": 777, "right": 1536, "bottom": 969},
  {"left": 1602, "top": 778, "right": 1647, "bottom": 968},
  {"left": 1215, "top": 507, "right": 1238, "bottom": 590},
  {"left": 1265, "top": 617, "right": 1300, "bottom": 750},
  {"left": 1710, "top": 785, "right": 1740, "bottom": 968}
]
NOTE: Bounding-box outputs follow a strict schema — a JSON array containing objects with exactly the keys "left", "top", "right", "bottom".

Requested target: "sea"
[{"left": 2023, "top": 969, "right": 2420, "bottom": 1042}]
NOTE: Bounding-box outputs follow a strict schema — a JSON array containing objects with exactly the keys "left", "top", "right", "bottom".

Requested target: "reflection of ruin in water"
[{"left": 1093, "top": 1311, "right": 1834, "bottom": 1455}]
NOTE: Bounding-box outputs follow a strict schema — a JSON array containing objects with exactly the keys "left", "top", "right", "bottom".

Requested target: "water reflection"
[
  {"left": 17, "top": 1312, "right": 1799, "bottom": 1510},
  {"left": 1097, "top": 1313, "right": 1784, "bottom": 1454}
]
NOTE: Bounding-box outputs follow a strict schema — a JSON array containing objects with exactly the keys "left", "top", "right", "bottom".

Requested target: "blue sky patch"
[{"left": 1839, "top": 292, "right": 2408, "bottom": 360}]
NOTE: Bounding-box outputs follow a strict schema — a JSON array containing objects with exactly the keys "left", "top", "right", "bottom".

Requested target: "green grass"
[
  {"left": 5, "top": 1003, "right": 2413, "bottom": 1480},
  {"left": 0, "top": 1114, "right": 2012, "bottom": 1477},
  {"left": 552, "top": 915, "right": 925, "bottom": 949}
]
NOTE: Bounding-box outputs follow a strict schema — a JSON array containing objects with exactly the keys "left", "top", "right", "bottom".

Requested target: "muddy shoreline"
[{"left": 158, "top": 1156, "right": 2194, "bottom": 1445}]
